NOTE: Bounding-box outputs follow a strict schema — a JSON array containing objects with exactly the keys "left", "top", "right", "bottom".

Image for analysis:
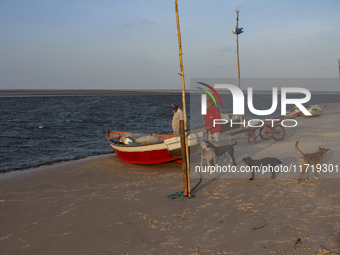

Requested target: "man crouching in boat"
[{"left": 172, "top": 103, "right": 184, "bottom": 136}]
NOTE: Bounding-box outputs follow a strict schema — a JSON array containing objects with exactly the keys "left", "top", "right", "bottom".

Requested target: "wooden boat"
[
  {"left": 306, "top": 105, "right": 322, "bottom": 117},
  {"left": 106, "top": 129, "right": 203, "bottom": 164}
]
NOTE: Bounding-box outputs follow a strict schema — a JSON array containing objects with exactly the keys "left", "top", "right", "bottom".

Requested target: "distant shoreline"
[
  {"left": 0, "top": 89, "right": 184, "bottom": 97},
  {"left": 0, "top": 89, "right": 339, "bottom": 97}
]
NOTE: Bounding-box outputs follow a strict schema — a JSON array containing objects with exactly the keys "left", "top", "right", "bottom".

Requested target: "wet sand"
[{"left": 1, "top": 103, "right": 340, "bottom": 254}]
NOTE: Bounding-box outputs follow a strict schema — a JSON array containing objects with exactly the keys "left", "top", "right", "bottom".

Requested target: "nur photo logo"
[
  {"left": 197, "top": 82, "right": 312, "bottom": 128},
  {"left": 196, "top": 82, "right": 223, "bottom": 115}
]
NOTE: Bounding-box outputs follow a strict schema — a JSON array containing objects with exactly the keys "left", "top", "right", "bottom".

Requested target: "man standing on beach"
[
  {"left": 204, "top": 97, "right": 222, "bottom": 143},
  {"left": 172, "top": 103, "right": 183, "bottom": 136}
]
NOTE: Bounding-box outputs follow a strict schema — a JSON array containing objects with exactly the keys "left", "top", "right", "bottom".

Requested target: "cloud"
[
  {"left": 218, "top": 44, "right": 233, "bottom": 52},
  {"left": 123, "top": 23, "right": 134, "bottom": 28},
  {"left": 139, "top": 19, "right": 155, "bottom": 25},
  {"left": 308, "top": 67, "right": 333, "bottom": 72}
]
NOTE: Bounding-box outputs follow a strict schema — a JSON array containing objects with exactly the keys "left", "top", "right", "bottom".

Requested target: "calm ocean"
[{"left": 0, "top": 93, "right": 339, "bottom": 172}]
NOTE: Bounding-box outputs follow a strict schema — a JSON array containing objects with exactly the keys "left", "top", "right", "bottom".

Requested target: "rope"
[
  {"left": 168, "top": 172, "right": 202, "bottom": 200},
  {"left": 179, "top": 128, "right": 190, "bottom": 137},
  {"left": 168, "top": 132, "right": 202, "bottom": 201}
]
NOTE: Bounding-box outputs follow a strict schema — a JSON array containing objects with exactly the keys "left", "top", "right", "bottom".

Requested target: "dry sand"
[{"left": 1, "top": 103, "right": 340, "bottom": 254}]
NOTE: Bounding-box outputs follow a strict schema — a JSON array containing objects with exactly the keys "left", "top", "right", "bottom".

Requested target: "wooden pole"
[
  {"left": 179, "top": 120, "right": 188, "bottom": 196},
  {"left": 236, "top": 10, "right": 241, "bottom": 90},
  {"left": 174, "top": 0, "right": 191, "bottom": 197},
  {"left": 235, "top": 10, "right": 244, "bottom": 138}
]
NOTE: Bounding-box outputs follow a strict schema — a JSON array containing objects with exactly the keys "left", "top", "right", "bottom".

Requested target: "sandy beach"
[{"left": 1, "top": 103, "right": 340, "bottom": 254}]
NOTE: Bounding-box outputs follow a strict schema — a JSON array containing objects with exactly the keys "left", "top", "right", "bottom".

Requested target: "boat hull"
[
  {"left": 106, "top": 130, "right": 203, "bottom": 164},
  {"left": 112, "top": 147, "right": 175, "bottom": 164}
]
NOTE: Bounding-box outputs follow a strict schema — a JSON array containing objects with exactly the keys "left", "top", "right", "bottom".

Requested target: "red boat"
[{"left": 106, "top": 129, "right": 203, "bottom": 164}]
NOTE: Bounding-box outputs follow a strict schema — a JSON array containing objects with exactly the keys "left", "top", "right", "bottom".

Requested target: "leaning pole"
[{"left": 174, "top": 0, "right": 191, "bottom": 197}]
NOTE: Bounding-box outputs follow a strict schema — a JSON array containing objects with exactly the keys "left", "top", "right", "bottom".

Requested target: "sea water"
[{"left": 0, "top": 93, "right": 339, "bottom": 172}]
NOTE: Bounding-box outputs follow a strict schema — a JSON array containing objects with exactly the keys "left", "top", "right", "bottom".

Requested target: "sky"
[{"left": 0, "top": 0, "right": 340, "bottom": 91}]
